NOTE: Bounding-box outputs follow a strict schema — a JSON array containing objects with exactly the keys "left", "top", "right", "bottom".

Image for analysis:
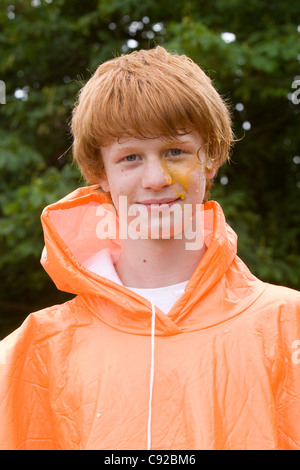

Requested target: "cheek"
[
  {"left": 106, "top": 174, "right": 137, "bottom": 213},
  {"left": 187, "top": 174, "right": 206, "bottom": 208},
  {"left": 106, "top": 170, "right": 131, "bottom": 195},
  {"left": 163, "top": 161, "right": 205, "bottom": 199}
]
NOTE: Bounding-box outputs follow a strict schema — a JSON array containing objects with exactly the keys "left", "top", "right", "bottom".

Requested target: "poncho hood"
[{"left": 40, "top": 185, "right": 267, "bottom": 335}]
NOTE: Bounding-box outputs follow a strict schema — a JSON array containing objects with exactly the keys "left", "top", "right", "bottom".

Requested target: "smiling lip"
[
  {"left": 139, "top": 198, "right": 180, "bottom": 205},
  {"left": 138, "top": 198, "right": 181, "bottom": 211}
]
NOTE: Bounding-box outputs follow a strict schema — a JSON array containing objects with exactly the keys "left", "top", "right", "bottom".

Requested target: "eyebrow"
[
  {"left": 114, "top": 140, "right": 193, "bottom": 151},
  {"left": 162, "top": 139, "right": 192, "bottom": 146}
]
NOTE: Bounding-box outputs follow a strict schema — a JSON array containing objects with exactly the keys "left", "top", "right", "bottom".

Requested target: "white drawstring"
[{"left": 147, "top": 301, "right": 156, "bottom": 450}]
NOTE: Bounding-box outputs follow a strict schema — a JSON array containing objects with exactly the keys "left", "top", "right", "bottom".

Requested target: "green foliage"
[
  {"left": 0, "top": 131, "right": 81, "bottom": 299},
  {"left": 0, "top": 0, "right": 299, "bottom": 314}
]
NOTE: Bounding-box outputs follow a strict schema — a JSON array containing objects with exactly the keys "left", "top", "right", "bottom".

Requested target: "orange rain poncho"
[{"left": 0, "top": 186, "right": 300, "bottom": 450}]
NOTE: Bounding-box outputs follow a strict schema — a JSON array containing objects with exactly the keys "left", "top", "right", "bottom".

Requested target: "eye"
[
  {"left": 123, "top": 154, "right": 139, "bottom": 162},
  {"left": 171, "top": 149, "right": 182, "bottom": 156},
  {"left": 166, "top": 148, "right": 185, "bottom": 157}
]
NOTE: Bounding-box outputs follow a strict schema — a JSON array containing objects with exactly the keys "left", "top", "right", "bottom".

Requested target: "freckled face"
[{"left": 100, "top": 131, "right": 215, "bottom": 237}]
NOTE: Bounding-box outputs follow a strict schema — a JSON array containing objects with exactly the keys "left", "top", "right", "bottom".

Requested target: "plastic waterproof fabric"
[{"left": 0, "top": 186, "right": 300, "bottom": 450}]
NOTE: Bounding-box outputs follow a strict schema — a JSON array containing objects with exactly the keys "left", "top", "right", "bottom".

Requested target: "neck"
[{"left": 115, "top": 237, "right": 206, "bottom": 288}]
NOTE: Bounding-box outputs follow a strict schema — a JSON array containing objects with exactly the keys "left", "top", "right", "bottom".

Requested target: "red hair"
[{"left": 71, "top": 46, "right": 234, "bottom": 198}]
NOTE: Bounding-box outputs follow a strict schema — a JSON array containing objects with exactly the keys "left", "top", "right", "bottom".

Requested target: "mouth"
[{"left": 138, "top": 198, "right": 181, "bottom": 211}]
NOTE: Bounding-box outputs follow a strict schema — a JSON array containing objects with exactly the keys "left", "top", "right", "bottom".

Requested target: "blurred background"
[{"left": 1, "top": 0, "right": 300, "bottom": 339}]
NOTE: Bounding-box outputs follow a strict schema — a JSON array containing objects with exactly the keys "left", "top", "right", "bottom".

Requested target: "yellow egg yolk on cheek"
[{"left": 160, "top": 158, "right": 204, "bottom": 200}]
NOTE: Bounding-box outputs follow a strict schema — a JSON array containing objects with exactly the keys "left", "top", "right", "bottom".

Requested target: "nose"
[{"left": 142, "top": 158, "right": 172, "bottom": 190}]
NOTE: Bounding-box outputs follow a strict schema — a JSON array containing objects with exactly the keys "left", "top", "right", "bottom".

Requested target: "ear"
[
  {"left": 99, "top": 176, "right": 110, "bottom": 193},
  {"left": 206, "top": 168, "right": 217, "bottom": 180}
]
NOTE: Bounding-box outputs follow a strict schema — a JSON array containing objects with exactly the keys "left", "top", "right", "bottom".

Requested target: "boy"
[{"left": 0, "top": 46, "right": 299, "bottom": 450}]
